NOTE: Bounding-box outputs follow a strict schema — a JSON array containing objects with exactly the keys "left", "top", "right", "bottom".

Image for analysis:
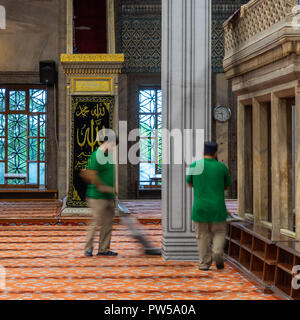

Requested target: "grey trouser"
[
  {"left": 194, "top": 221, "right": 227, "bottom": 269},
  {"left": 85, "top": 198, "right": 115, "bottom": 253}
]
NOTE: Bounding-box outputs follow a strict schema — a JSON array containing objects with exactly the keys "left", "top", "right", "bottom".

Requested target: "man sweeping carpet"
[
  {"left": 186, "top": 141, "right": 232, "bottom": 271},
  {"left": 80, "top": 134, "right": 160, "bottom": 257}
]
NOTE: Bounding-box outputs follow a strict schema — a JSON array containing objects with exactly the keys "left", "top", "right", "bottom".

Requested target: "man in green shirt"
[
  {"left": 186, "top": 141, "right": 232, "bottom": 271},
  {"left": 81, "top": 135, "right": 118, "bottom": 257}
]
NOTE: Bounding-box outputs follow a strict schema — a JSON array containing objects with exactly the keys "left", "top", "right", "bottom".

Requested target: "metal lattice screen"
[
  {"left": 139, "top": 88, "right": 162, "bottom": 188},
  {"left": 0, "top": 87, "right": 47, "bottom": 187}
]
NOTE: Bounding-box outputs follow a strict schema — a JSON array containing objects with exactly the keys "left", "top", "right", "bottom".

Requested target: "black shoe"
[
  {"left": 214, "top": 253, "right": 224, "bottom": 270},
  {"left": 97, "top": 250, "right": 118, "bottom": 256},
  {"left": 144, "top": 248, "right": 161, "bottom": 255},
  {"left": 84, "top": 250, "right": 93, "bottom": 257},
  {"left": 199, "top": 267, "right": 210, "bottom": 271}
]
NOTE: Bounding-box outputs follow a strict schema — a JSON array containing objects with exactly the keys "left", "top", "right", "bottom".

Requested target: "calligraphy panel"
[
  {"left": 67, "top": 96, "right": 114, "bottom": 207},
  {"left": 72, "top": 78, "right": 113, "bottom": 94}
]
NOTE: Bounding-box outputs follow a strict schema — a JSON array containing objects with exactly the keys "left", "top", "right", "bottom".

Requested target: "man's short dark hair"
[{"left": 204, "top": 141, "right": 218, "bottom": 156}]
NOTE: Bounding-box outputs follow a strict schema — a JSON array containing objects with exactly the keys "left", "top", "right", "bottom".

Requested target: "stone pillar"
[
  {"left": 295, "top": 87, "right": 300, "bottom": 241},
  {"left": 106, "top": 0, "right": 116, "bottom": 54},
  {"left": 271, "top": 93, "right": 293, "bottom": 233},
  {"left": 215, "top": 74, "right": 229, "bottom": 198},
  {"left": 161, "top": 0, "right": 211, "bottom": 260},
  {"left": 66, "top": 0, "right": 73, "bottom": 54},
  {"left": 237, "top": 99, "right": 246, "bottom": 219},
  {"left": 252, "top": 98, "right": 268, "bottom": 223}
]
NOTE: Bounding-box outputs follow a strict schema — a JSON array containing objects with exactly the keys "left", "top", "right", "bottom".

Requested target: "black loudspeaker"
[{"left": 39, "top": 61, "right": 56, "bottom": 85}]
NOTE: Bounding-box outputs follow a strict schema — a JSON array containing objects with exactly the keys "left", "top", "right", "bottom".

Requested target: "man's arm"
[
  {"left": 186, "top": 182, "right": 193, "bottom": 188},
  {"left": 80, "top": 169, "right": 114, "bottom": 193}
]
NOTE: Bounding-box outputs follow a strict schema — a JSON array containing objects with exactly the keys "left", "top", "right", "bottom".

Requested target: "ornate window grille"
[
  {"left": 138, "top": 88, "right": 162, "bottom": 188},
  {"left": 0, "top": 86, "right": 47, "bottom": 187}
]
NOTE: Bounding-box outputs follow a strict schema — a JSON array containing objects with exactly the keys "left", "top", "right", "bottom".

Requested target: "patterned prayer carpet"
[
  {"left": 0, "top": 200, "right": 238, "bottom": 221},
  {"left": 0, "top": 222, "right": 280, "bottom": 300},
  {"left": 0, "top": 201, "right": 62, "bottom": 219},
  {"left": 121, "top": 200, "right": 238, "bottom": 218}
]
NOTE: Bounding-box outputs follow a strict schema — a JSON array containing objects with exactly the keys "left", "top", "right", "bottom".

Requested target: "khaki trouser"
[
  {"left": 85, "top": 198, "right": 115, "bottom": 253},
  {"left": 194, "top": 221, "right": 227, "bottom": 269}
]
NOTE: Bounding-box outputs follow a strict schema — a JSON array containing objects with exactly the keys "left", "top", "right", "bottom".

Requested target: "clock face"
[{"left": 214, "top": 106, "right": 231, "bottom": 123}]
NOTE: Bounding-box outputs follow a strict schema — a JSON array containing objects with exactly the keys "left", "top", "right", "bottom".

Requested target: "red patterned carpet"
[
  {"left": 121, "top": 199, "right": 238, "bottom": 219},
  {"left": 0, "top": 199, "right": 281, "bottom": 300},
  {"left": 0, "top": 201, "right": 62, "bottom": 219},
  {"left": 0, "top": 200, "right": 238, "bottom": 221},
  {"left": 0, "top": 222, "right": 280, "bottom": 300}
]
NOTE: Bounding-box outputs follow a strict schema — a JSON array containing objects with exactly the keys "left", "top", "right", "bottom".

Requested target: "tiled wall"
[{"left": 116, "top": 0, "right": 249, "bottom": 73}]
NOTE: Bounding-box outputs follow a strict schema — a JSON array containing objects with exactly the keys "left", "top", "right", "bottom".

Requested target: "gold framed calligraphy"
[
  {"left": 72, "top": 77, "right": 113, "bottom": 94},
  {"left": 67, "top": 96, "right": 114, "bottom": 207}
]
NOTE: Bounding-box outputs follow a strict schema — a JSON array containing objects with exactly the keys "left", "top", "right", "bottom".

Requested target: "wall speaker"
[{"left": 39, "top": 61, "right": 56, "bottom": 85}]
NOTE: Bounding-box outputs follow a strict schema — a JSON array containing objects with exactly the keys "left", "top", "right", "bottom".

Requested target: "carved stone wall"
[{"left": 224, "top": 0, "right": 296, "bottom": 54}]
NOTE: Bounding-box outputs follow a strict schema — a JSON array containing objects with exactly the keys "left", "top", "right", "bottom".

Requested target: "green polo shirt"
[
  {"left": 85, "top": 148, "right": 115, "bottom": 199},
  {"left": 186, "top": 158, "right": 232, "bottom": 223}
]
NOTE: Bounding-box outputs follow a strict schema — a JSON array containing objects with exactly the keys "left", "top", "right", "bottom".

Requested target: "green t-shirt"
[
  {"left": 85, "top": 148, "right": 115, "bottom": 199},
  {"left": 186, "top": 158, "right": 232, "bottom": 223}
]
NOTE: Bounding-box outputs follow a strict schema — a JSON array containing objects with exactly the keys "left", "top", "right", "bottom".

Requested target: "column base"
[
  {"left": 60, "top": 205, "right": 121, "bottom": 217},
  {"left": 162, "top": 238, "right": 199, "bottom": 261},
  {"left": 60, "top": 207, "right": 92, "bottom": 217}
]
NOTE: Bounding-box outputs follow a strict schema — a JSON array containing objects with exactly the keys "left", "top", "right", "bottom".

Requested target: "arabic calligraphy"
[{"left": 68, "top": 95, "right": 114, "bottom": 207}]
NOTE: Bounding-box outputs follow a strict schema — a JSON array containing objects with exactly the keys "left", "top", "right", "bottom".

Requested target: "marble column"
[{"left": 161, "top": 0, "right": 211, "bottom": 260}]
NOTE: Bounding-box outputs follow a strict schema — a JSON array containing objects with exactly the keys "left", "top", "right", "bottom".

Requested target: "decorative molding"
[
  {"left": 280, "top": 228, "right": 296, "bottom": 239},
  {"left": 223, "top": 0, "right": 300, "bottom": 79},
  {"left": 224, "top": 40, "right": 299, "bottom": 79},
  {"left": 60, "top": 54, "right": 124, "bottom": 76},
  {"left": 61, "top": 54, "right": 124, "bottom": 63},
  {"left": 121, "top": 4, "right": 161, "bottom": 15}
]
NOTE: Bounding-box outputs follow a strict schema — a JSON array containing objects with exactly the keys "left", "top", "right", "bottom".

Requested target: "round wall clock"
[{"left": 213, "top": 106, "right": 232, "bottom": 123}]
